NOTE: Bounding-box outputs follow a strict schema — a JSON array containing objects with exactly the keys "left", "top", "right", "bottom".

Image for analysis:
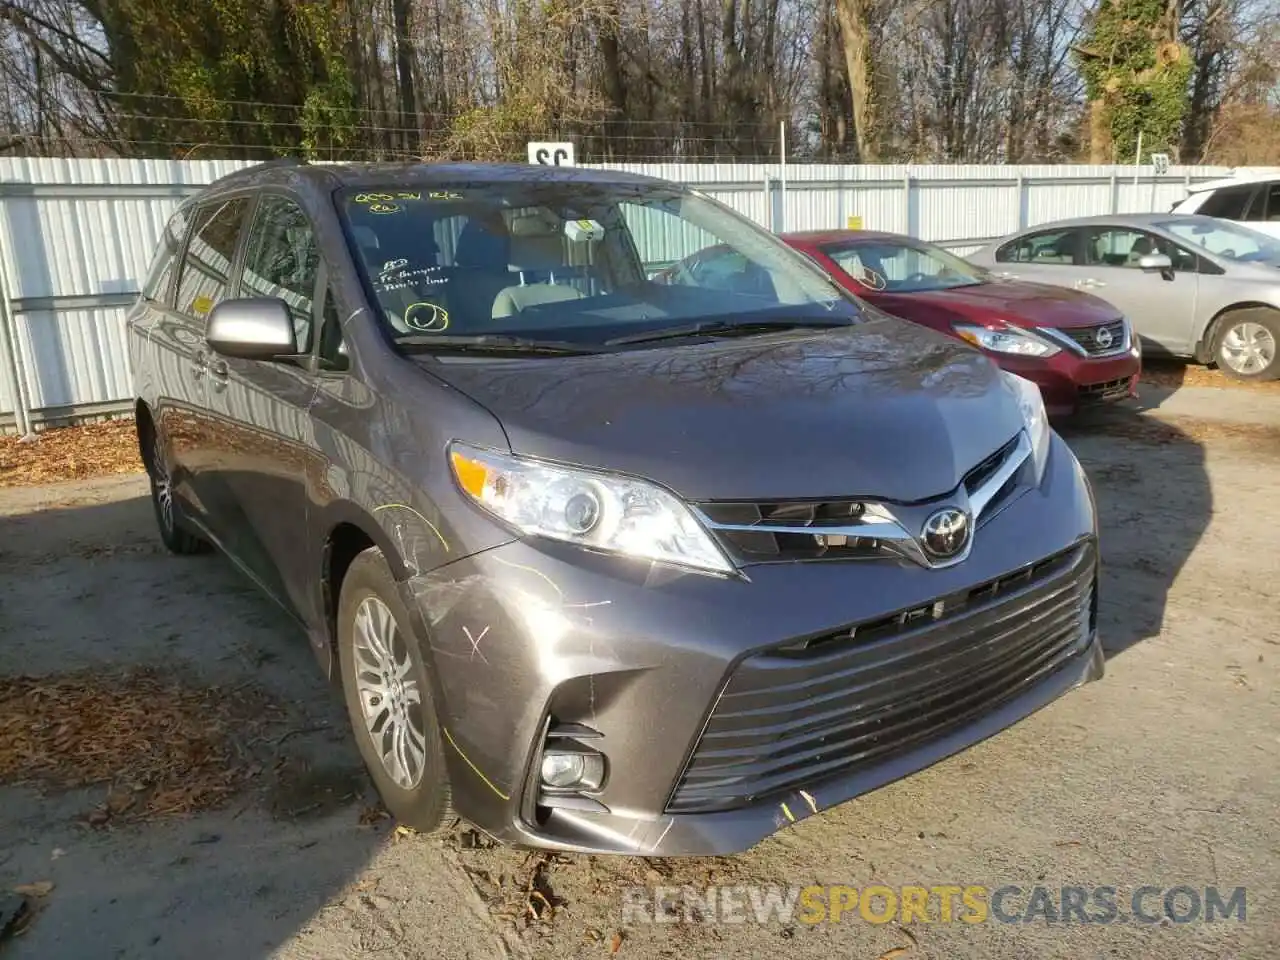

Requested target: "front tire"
[
  {"left": 143, "top": 421, "right": 207, "bottom": 555},
  {"left": 337, "top": 547, "right": 454, "bottom": 833},
  {"left": 1213, "top": 309, "right": 1280, "bottom": 381}
]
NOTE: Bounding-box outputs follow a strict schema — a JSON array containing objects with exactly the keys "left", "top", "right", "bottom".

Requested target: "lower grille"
[
  {"left": 1078, "top": 377, "right": 1131, "bottom": 403},
  {"left": 666, "top": 542, "right": 1096, "bottom": 814},
  {"left": 1060, "top": 319, "right": 1126, "bottom": 356}
]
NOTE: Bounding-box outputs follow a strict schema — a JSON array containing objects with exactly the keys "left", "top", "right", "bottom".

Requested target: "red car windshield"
[{"left": 822, "top": 240, "right": 986, "bottom": 293}]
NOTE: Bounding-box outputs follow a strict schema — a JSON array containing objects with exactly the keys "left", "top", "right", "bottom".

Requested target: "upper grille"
[
  {"left": 666, "top": 541, "right": 1096, "bottom": 814},
  {"left": 1059, "top": 319, "right": 1127, "bottom": 356},
  {"left": 694, "top": 497, "right": 889, "bottom": 561},
  {"left": 695, "top": 432, "right": 1026, "bottom": 564}
]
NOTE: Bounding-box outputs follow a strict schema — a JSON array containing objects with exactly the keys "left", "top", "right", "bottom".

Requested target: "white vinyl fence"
[{"left": 0, "top": 156, "right": 1253, "bottom": 433}]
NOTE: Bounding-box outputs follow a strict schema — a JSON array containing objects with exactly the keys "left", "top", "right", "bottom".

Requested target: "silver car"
[{"left": 969, "top": 214, "right": 1280, "bottom": 380}]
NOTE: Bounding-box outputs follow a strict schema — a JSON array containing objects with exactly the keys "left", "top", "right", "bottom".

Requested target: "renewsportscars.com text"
[{"left": 621, "top": 884, "right": 1247, "bottom": 926}]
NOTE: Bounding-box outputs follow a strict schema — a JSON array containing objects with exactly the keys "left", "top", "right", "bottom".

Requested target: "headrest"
[
  {"left": 351, "top": 225, "right": 379, "bottom": 250},
  {"left": 455, "top": 218, "right": 509, "bottom": 268},
  {"left": 508, "top": 233, "right": 565, "bottom": 272}
]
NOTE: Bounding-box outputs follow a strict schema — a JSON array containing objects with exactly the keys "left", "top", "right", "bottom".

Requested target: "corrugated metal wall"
[{"left": 0, "top": 157, "right": 1253, "bottom": 430}]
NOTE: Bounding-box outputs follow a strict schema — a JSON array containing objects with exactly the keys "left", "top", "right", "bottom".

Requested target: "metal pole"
[
  {"left": 1130, "top": 131, "right": 1143, "bottom": 213},
  {"left": 0, "top": 196, "right": 33, "bottom": 438},
  {"left": 778, "top": 120, "right": 787, "bottom": 233},
  {"left": 902, "top": 173, "right": 912, "bottom": 236}
]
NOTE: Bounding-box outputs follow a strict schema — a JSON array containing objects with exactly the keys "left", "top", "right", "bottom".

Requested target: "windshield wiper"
[
  {"left": 397, "top": 334, "right": 597, "bottom": 356},
  {"left": 605, "top": 317, "right": 853, "bottom": 347}
]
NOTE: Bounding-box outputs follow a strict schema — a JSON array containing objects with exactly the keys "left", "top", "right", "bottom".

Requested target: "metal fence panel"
[{"left": 0, "top": 157, "right": 1263, "bottom": 429}]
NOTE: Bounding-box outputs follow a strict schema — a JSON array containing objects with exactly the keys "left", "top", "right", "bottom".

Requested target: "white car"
[{"left": 1171, "top": 173, "right": 1280, "bottom": 240}]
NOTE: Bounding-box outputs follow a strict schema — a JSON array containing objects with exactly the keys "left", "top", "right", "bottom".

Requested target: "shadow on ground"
[
  {"left": 1055, "top": 403, "right": 1211, "bottom": 659},
  {"left": 0, "top": 488, "right": 394, "bottom": 958}
]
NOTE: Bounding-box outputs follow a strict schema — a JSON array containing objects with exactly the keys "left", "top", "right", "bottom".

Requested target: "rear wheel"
[
  {"left": 142, "top": 420, "right": 207, "bottom": 555},
  {"left": 337, "top": 547, "right": 455, "bottom": 833},
  {"left": 1213, "top": 309, "right": 1280, "bottom": 381}
]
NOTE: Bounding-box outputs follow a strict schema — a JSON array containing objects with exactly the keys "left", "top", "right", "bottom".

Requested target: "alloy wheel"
[
  {"left": 1220, "top": 321, "right": 1277, "bottom": 376},
  {"left": 150, "top": 442, "right": 175, "bottom": 533},
  {"left": 352, "top": 596, "right": 428, "bottom": 790}
]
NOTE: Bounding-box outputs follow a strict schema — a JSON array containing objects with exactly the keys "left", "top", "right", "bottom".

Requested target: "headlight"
[
  {"left": 955, "top": 323, "right": 1060, "bottom": 357},
  {"left": 1001, "top": 371, "right": 1051, "bottom": 483},
  {"left": 449, "top": 442, "right": 734, "bottom": 574},
  {"left": 1128, "top": 320, "right": 1141, "bottom": 356}
]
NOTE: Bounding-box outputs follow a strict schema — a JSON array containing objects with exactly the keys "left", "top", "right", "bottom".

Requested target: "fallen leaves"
[
  {"left": 0, "top": 419, "right": 142, "bottom": 488},
  {"left": 1, "top": 881, "right": 54, "bottom": 944},
  {"left": 1071, "top": 410, "right": 1280, "bottom": 448},
  {"left": 10, "top": 883, "right": 53, "bottom": 899},
  {"left": 358, "top": 804, "right": 391, "bottom": 826},
  {"left": 0, "top": 668, "right": 279, "bottom": 822},
  {"left": 1141, "top": 359, "right": 1280, "bottom": 394}
]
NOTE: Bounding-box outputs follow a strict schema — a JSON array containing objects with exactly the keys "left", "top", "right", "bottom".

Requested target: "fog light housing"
[{"left": 539, "top": 749, "right": 605, "bottom": 791}]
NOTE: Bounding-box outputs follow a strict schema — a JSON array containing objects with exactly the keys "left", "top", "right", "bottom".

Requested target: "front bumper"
[
  {"left": 994, "top": 346, "right": 1141, "bottom": 418},
  {"left": 402, "top": 432, "right": 1101, "bottom": 856}
]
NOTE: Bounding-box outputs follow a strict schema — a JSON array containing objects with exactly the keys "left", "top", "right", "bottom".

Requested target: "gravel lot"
[{"left": 2, "top": 382, "right": 1278, "bottom": 960}]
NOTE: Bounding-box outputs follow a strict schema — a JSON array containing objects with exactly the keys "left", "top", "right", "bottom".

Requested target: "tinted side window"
[
  {"left": 175, "top": 198, "right": 249, "bottom": 321},
  {"left": 1264, "top": 183, "right": 1280, "bottom": 223},
  {"left": 240, "top": 197, "right": 319, "bottom": 353},
  {"left": 996, "top": 229, "right": 1077, "bottom": 265},
  {"left": 141, "top": 204, "right": 192, "bottom": 305},
  {"left": 1199, "top": 185, "right": 1256, "bottom": 220}
]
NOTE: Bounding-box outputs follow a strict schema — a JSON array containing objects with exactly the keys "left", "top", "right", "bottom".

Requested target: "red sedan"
[{"left": 776, "top": 230, "right": 1142, "bottom": 417}]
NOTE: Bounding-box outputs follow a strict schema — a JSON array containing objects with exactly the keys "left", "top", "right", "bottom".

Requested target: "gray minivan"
[{"left": 128, "top": 160, "right": 1102, "bottom": 856}]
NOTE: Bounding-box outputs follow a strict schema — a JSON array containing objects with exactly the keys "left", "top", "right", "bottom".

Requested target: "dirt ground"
[{"left": 2, "top": 376, "right": 1278, "bottom": 959}]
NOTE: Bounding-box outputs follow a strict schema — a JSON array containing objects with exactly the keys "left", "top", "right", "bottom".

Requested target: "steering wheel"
[{"left": 904, "top": 272, "right": 931, "bottom": 285}]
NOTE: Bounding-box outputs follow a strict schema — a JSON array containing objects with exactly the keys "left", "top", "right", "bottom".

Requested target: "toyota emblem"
[{"left": 921, "top": 508, "right": 971, "bottom": 560}]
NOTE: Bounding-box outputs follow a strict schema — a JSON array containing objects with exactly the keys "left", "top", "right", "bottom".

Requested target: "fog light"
[
  {"left": 539, "top": 749, "right": 606, "bottom": 791},
  {"left": 541, "top": 752, "right": 587, "bottom": 788}
]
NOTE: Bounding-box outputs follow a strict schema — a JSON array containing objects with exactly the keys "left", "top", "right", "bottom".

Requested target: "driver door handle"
[{"left": 190, "top": 350, "right": 206, "bottom": 380}]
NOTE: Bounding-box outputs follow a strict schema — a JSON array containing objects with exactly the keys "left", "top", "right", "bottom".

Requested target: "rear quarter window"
[
  {"left": 174, "top": 198, "right": 251, "bottom": 322},
  {"left": 141, "top": 205, "right": 193, "bottom": 306}
]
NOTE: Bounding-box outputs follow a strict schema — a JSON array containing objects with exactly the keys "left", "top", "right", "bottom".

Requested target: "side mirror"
[
  {"left": 1137, "top": 253, "right": 1173, "bottom": 272},
  {"left": 206, "top": 298, "right": 296, "bottom": 360}
]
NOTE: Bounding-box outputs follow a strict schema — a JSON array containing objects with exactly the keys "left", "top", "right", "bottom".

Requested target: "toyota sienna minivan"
[{"left": 128, "top": 160, "right": 1103, "bottom": 856}]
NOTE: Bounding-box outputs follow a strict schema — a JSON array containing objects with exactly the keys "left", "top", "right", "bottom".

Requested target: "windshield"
[
  {"left": 338, "top": 182, "right": 858, "bottom": 347},
  {"left": 1155, "top": 218, "right": 1280, "bottom": 266},
  {"left": 821, "top": 239, "right": 986, "bottom": 293}
]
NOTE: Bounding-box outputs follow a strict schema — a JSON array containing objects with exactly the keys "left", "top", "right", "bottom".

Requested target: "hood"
[
  {"left": 871, "top": 280, "right": 1119, "bottom": 330},
  {"left": 420, "top": 317, "right": 1026, "bottom": 502}
]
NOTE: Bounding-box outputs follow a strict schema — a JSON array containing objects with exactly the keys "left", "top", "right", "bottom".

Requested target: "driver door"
[
  {"left": 203, "top": 194, "right": 324, "bottom": 620},
  {"left": 1073, "top": 226, "right": 1200, "bottom": 354}
]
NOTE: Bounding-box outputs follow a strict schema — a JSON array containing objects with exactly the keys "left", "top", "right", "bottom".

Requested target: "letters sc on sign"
[{"left": 527, "top": 142, "right": 577, "bottom": 167}]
